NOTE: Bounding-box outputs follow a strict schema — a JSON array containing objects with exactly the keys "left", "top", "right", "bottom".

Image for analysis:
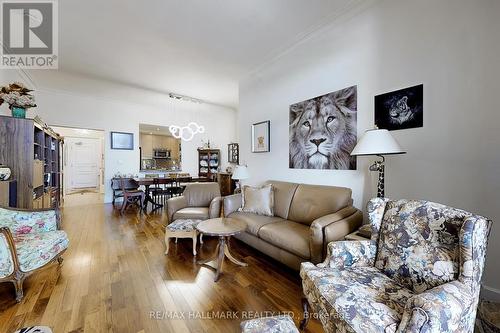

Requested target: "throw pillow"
[{"left": 241, "top": 184, "right": 274, "bottom": 216}]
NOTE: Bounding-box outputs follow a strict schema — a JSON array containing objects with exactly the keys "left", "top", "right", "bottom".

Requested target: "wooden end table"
[{"left": 196, "top": 217, "right": 247, "bottom": 282}]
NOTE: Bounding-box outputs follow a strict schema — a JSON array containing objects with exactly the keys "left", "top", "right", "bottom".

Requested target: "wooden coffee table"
[{"left": 196, "top": 217, "right": 247, "bottom": 281}]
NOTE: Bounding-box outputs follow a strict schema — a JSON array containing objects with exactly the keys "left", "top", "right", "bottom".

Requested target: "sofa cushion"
[
  {"left": 375, "top": 200, "right": 469, "bottom": 293},
  {"left": 241, "top": 184, "right": 274, "bottom": 216},
  {"left": 264, "top": 181, "right": 299, "bottom": 219},
  {"left": 288, "top": 184, "right": 351, "bottom": 225},
  {"left": 258, "top": 221, "right": 310, "bottom": 259},
  {"left": 301, "top": 265, "right": 414, "bottom": 333},
  {"left": 228, "top": 212, "right": 283, "bottom": 236},
  {"left": 173, "top": 207, "right": 209, "bottom": 221},
  {"left": 15, "top": 231, "right": 69, "bottom": 272}
]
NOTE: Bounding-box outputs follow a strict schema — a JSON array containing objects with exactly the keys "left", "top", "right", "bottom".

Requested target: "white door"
[{"left": 66, "top": 137, "right": 101, "bottom": 191}]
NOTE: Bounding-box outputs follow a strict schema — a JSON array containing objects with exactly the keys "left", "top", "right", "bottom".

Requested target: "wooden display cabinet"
[{"left": 198, "top": 149, "right": 220, "bottom": 179}]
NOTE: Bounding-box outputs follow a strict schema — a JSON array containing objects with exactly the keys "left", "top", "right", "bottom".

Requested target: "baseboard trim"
[{"left": 481, "top": 285, "right": 500, "bottom": 302}]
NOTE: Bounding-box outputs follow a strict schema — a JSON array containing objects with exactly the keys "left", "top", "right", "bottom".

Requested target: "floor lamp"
[
  {"left": 351, "top": 128, "right": 406, "bottom": 198},
  {"left": 232, "top": 165, "right": 249, "bottom": 193}
]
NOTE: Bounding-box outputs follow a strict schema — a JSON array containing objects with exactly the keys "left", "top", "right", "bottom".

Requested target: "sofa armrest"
[
  {"left": 0, "top": 227, "right": 18, "bottom": 278},
  {"left": 0, "top": 207, "right": 60, "bottom": 235},
  {"left": 166, "top": 196, "right": 188, "bottom": 223},
  {"left": 397, "top": 280, "right": 473, "bottom": 332},
  {"left": 223, "top": 193, "right": 242, "bottom": 217},
  {"left": 209, "top": 197, "right": 223, "bottom": 218},
  {"left": 318, "top": 240, "right": 376, "bottom": 269},
  {"left": 309, "top": 206, "right": 363, "bottom": 263}
]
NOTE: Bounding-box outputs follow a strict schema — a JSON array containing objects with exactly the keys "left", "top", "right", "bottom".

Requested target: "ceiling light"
[{"left": 169, "top": 122, "right": 205, "bottom": 141}]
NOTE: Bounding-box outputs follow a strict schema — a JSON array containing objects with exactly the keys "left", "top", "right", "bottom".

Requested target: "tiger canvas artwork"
[
  {"left": 375, "top": 84, "right": 423, "bottom": 131},
  {"left": 289, "top": 86, "right": 357, "bottom": 170}
]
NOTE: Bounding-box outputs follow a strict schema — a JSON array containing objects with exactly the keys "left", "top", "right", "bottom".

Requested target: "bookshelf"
[{"left": 0, "top": 116, "right": 63, "bottom": 208}]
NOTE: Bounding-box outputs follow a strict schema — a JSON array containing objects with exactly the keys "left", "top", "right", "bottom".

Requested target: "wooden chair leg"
[
  {"left": 299, "top": 297, "right": 310, "bottom": 330},
  {"left": 120, "top": 198, "right": 127, "bottom": 214},
  {"left": 13, "top": 274, "right": 25, "bottom": 303},
  {"left": 192, "top": 231, "right": 197, "bottom": 256},
  {"left": 165, "top": 232, "right": 170, "bottom": 255}
]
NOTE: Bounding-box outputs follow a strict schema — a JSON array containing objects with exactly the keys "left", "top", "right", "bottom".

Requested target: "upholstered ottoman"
[
  {"left": 240, "top": 315, "right": 299, "bottom": 333},
  {"left": 165, "top": 219, "right": 203, "bottom": 256}
]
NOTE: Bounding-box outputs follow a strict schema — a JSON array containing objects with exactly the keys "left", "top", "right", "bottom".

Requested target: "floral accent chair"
[
  {"left": 0, "top": 207, "right": 69, "bottom": 302},
  {"left": 300, "top": 198, "right": 492, "bottom": 333}
]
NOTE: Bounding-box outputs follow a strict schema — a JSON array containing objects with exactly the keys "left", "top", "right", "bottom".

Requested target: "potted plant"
[{"left": 0, "top": 82, "right": 36, "bottom": 118}]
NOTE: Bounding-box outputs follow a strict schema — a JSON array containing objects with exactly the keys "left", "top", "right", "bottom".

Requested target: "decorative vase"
[
  {"left": 11, "top": 106, "right": 26, "bottom": 118},
  {"left": 0, "top": 164, "right": 11, "bottom": 181}
]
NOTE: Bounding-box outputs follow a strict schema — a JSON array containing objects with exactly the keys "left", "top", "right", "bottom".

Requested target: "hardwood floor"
[{"left": 0, "top": 195, "right": 323, "bottom": 333}]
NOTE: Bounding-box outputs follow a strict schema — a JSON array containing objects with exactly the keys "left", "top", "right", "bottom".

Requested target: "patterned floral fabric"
[
  {"left": 0, "top": 208, "right": 58, "bottom": 236},
  {"left": 301, "top": 264, "right": 413, "bottom": 333},
  {"left": 0, "top": 207, "right": 68, "bottom": 279},
  {"left": 0, "top": 233, "right": 14, "bottom": 277},
  {"left": 15, "top": 231, "right": 69, "bottom": 272},
  {"left": 240, "top": 315, "right": 299, "bottom": 333},
  {"left": 167, "top": 219, "right": 202, "bottom": 232},
  {"left": 318, "top": 240, "right": 377, "bottom": 269},
  {"left": 375, "top": 200, "right": 473, "bottom": 293},
  {"left": 300, "top": 198, "right": 492, "bottom": 333},
  {"left": 14, "top": 326, "right": 53, "bottom": 333}
]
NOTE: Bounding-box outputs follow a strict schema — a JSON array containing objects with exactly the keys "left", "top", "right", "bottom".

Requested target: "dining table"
[{"left": 134, "top": 176, "right": 213, "bottom": 211}]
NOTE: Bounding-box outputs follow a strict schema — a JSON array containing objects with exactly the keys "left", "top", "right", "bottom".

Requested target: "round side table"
[{"left": 196, "top": 217, "right": 247, "bottom": 281}]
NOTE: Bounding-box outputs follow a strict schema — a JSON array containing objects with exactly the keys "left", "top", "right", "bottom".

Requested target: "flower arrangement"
[{"left": 0, "top": 82, "right": 36, "bottom": 109}]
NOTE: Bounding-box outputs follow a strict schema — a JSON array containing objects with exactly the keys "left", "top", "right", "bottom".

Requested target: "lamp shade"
[
  {"left": 351, "top": 129, "right": 406, "bottom": 156},
  {"left": 232, "top": 165, "right": 250, "bottom": 180}
]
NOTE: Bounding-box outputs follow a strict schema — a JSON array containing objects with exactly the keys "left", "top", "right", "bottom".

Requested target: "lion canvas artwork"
[
  {"left": 375, "top": 84, "right": 423, "bottom": 131},
  {"left": 289, "top": 86, "right": 357, "bottom": 170}
]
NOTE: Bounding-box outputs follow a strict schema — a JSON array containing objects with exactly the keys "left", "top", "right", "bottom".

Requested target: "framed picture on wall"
[
  {"left": 228, "top": 143, "right": 239, "bottom": 163},
  {"left": 289, "top": 85, "right": 357, "bottom": 170},
  {"left": 111, "top": 131, "right": 134, "bottom": 150},
  {"left": 251, "top": 121, "right": 270, "bottom": 153},
  {"left": 375, "top": 84, "right": 423, "bottom": 131}
]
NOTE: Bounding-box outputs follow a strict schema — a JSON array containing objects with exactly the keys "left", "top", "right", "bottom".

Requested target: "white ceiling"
[{"left": 59, "top": 0, "right": 365, "bottom": 108}]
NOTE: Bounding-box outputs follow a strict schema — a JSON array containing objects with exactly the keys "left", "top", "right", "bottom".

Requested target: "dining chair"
[
  {"left": 118, "top": 178, "right": 145, "bottom": 214},
  {"left": 151, "top": 177, "right": 169, "bottom": 206}
]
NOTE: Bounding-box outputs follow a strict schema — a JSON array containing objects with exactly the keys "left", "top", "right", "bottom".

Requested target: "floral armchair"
[
  {"left": 300, "top": 198, "right": 492, "bottom": 333},
  {"left": 0, "top": 207, "right": 69, "bottom": 302}
]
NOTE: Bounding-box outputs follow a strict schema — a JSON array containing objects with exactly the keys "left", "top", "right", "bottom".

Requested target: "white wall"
[
  {"left": 239, "top": 0, "right": 500, "bottom": 298},
  {"left": 0, "top": 70, "right": 237, "bottom": 203}
]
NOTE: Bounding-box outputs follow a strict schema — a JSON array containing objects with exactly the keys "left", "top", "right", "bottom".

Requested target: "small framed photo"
[
  {"left": 228, "top": 143, "right": 239, "bottom": 164},
  {"left": 111, "top": 131, "right": 134, "bottom": 150},
  {"left": 251, "top": 121, "right": 270, "bottom": 153}
]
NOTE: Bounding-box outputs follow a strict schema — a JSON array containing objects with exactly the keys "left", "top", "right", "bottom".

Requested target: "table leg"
[
  {"left": 224, "top": 237, "right": 248, "bottom": 267},
  {"left": 214, "top": 236, "right": 226, "bottom": 282},
  {"left": 197, "top": 236, "right": 246, "bottom": 282}
]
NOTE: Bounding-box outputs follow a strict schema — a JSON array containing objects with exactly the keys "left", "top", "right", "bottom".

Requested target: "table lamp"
[
  {"left": 351, "top": 128, "right": 406, "bottom": 198},
  {"left": 232, "top": 165, "right": 249, "bottom": 193}
]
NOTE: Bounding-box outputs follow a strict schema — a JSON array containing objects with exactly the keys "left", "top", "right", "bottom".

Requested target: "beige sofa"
[
  {"left": 223, "top": 181, "right": 362, "bottom": 270},
  {"left": 167, "top": 183, "right": 222, "bottom": 222}
]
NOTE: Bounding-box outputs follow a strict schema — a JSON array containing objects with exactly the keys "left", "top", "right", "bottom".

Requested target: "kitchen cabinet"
[
  {"left": 140, "top": 133, "right": 180, "bottom": 160},
  {"left": 140, "top": 133, "right": 153, "bottom": 158}
]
